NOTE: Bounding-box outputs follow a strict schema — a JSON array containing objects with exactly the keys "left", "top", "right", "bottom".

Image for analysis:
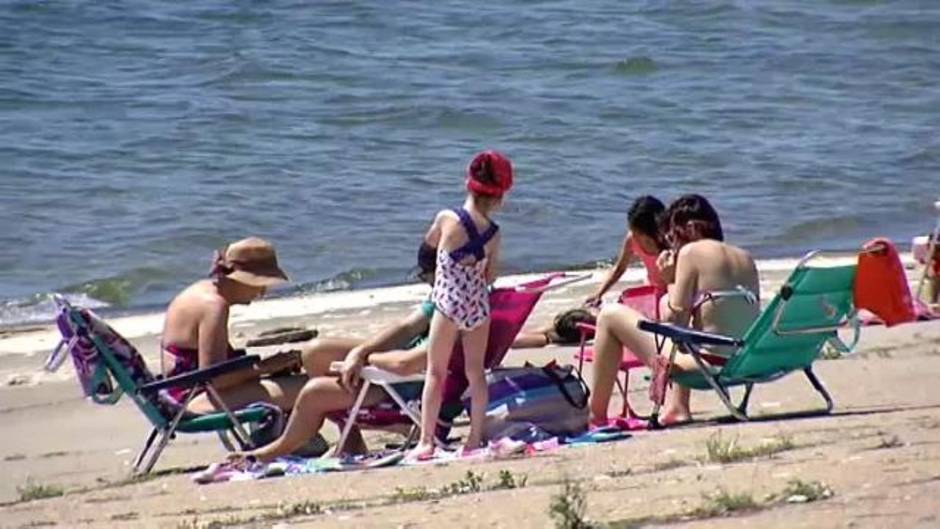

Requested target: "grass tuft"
[
  {"left": 549, "top": 479, "right": 593, "bottom": 529},
  {"left": 441, "top": 470, "right": 484, "bottom": 495},
  {"left": 494, "top": 469, "right": 528, "bottom": 490},
  {"left": 16, "top": 480, "right": 65, "bottom": 502},
  {"left": 780, "top": 480, "right": 834, "bottom": 503},
  {"left": 392, "top": 486, "right": 435, "bottom": 503},
  {"left": 692, "top": 489, "right": 758, "bottom": 517},
  {"left": 704, "top": 431, "right": 795, "bottom": 464}
]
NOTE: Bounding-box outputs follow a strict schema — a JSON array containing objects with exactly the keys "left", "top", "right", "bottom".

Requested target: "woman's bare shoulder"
[{"left": 169, "top": 281, "right": 226, "bottom": 315}]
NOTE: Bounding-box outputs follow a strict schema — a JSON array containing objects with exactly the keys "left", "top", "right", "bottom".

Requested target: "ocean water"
[{"left": 1, "top": 0, "right": 938, "bottom": 325}]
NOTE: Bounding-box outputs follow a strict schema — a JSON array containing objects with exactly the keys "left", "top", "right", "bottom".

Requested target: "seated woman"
[
  {"left": 226, "top": 245, "right": 439, "bottom": 463},
  {"left": 160, "top": 237, "right": 307, "bottom": 414},
  {"left": 512, "top": 195, "right": 667, "bottom": 348},
  {"left": 589, "top": 195, "right": 760, "bottom": 425}
]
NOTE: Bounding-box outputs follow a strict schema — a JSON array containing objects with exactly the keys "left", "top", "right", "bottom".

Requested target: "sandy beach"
[{"left": 1, "top": 258, "right": 939, "bottom": 528}]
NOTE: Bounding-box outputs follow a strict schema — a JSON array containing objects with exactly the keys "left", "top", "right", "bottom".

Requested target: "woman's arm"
[
  {"left": 586, "top": 234, "right": 634, "bottom": 305},
  {"left": 352, "top": 307, "right": 430, "bottom": 361},
  {"left": 367, "top": 346, "right": 428, "bottom": 376},
  {"left": 661, "top": 245, "right": 697, "bottom": 328},
  {"left": 339, "top": 306, "right": 431, "bottom": 389},
  {"left": 197, "top": 302, "right": 262, "bottom": 390}
]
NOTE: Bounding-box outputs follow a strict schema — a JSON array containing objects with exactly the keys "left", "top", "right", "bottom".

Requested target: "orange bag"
[{"left": 854, "top": 238, "right": 916, "bottom": 326}]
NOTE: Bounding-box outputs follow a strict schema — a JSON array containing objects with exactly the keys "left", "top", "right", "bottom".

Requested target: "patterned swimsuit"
[{"left": 432, "top": 208, "right": 499, "bottom": 331}]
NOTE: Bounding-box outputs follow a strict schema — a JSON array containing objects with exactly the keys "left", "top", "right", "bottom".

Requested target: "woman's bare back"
[{"left": 683, "top": 240, "right": 760, "bottom": 344}]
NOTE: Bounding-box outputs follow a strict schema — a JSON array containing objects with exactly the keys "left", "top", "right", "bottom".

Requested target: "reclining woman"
[
  {"left": 160, "top": 237, "right": 308, "bottom": 414},
  {"left": 224, "top": 246, "right": 441, "bottom": 463},
  {"left": 588, "top": 195, "right": 760, "bottom": 426},
  {"left": 512, "top": 195, "right": 668, "bottom": 348}
]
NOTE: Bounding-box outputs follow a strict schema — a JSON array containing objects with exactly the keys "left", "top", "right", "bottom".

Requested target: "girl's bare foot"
[
  {"left": 659, "top": 407, "right": 692, "bottom": 426},
  {"left": 405, "top": 442, "right": 435, "bottom": 462}
]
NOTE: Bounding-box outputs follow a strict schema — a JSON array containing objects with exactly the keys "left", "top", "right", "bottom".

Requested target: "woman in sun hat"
[{"left": 160, "top": 237, "right": 308, "bottom": 414}]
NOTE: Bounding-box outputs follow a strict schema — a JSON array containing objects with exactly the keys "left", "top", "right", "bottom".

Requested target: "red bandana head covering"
[{"left": 466, "top": 150, "right": 513, "bottom": 197}]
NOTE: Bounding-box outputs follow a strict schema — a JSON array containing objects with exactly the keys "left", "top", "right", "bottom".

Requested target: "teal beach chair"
[
  {"left": 46, "top": 296, "right": 279, "bottom": 474},
  {"left": 639, "top": 251, "right": 860, "bottom": 423}
]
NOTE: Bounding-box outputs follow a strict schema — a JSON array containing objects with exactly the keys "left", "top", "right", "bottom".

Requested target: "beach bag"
[
  {"left": 854, "top": 239, "right": 916, "bottom": 327},
  {"left": 46, "top": 296, "right": 156, "bottom": 404},
  {"left": 472, "top": 361, "right": 590, "bottom": 440}
]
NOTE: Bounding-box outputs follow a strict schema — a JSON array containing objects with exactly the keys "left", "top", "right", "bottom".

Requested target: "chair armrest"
[
  {"left": 327, "top": 361, "right": 426, "bottom": 384},
  {"left": 637, "top": 321, "right": 744, "bottom": 348},
  {"left": 139, "top": 355, "right": 260, "bottom": 395}
]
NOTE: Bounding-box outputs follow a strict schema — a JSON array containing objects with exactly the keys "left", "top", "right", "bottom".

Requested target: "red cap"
[{"left": 466, "top": 150, "right": 513, "bottom": 197}]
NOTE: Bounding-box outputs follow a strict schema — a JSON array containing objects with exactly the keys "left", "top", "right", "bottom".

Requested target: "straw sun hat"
[{"left": 212, "top": 237, "right": 289, "bottom": 288}]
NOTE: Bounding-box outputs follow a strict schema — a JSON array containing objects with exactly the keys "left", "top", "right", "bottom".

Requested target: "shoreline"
[{"left": 0, "top": 252, "right": 920, "bottom": 360}]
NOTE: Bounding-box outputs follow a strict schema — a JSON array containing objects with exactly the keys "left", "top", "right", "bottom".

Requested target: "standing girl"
[{"left": 412, "top": 150, "right": 513, "bottom": 458}]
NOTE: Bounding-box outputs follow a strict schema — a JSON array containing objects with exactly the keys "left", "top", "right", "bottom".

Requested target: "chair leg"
[
  {"left": 138, "top": 430, "right": 173, "bottom": 475},
  {"left": 402, "top": 425, "right": 419, "bottom": 452},
  {"left": 804, "top": 367, "right": 834, "bottom": 413},
  {"left": 217, "top": 430, "right": 240, "bottom": 452},
  {"left": 689, "top": 352, "right": 747, "bottom": 422},
  {"left": 132, "top": 428, "right": 160, "bottom": 472},
  {"left": 620, "top": 368, "right": 638, "bottom": 419},
  {"left": 205, "top": 383, "right": 254, "bottom": 448},
  {"left": 615, "top": 374, "right": 628, "bottom": 417},
  {"left": 334, "top": 381, "right": 372, "bottom": 457},
  {"left": 737, "top": 383, "right": 754, "bottom": 417},
  {"left": 136, "top": 389, "right": 199, "bottom": 474}
]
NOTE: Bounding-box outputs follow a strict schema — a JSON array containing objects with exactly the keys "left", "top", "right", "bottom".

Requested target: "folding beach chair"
[
  {"left": 45, "top": 296, "right": 279, "bottom": 474},
  {"left": 330, "top": 273, "right": 586, "bottom": 455},
  {"left": 637, "top": 251, "right": 860, "bottom": 424},
  {"left": 574, "top": 285, "right": 660, "bottom": 424}
]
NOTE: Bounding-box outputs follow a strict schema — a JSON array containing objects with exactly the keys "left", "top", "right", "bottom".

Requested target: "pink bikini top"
[{"left": 630, "top": 236, "right": 666, "bottom": 290}]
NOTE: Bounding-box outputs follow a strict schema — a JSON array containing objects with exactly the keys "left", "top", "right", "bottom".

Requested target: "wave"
[{"left": 0, "top": 292, "right": 108, "bottom": 329}]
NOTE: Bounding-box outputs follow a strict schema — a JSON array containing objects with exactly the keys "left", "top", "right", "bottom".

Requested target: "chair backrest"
[
  {"left": 618, "top": 284, "right": 662, "bottom": 320},
  {"left": 442, "top": 275, "right": 557, "bottom": 402},
  {"left": 46, "top": 297, "right": 170, "bottom": 428},
  {"left": 720, "top": 263, "right": 857, "bottom": 382}
]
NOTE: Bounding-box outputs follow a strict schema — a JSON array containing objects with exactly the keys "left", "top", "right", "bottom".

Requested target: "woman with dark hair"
[
  {"left": 588, "top": 195, "right": 760, "bottom": 426},
  {"left": 512, "top": 195, "right": 668, "bottom": 349},
  {"left": 585, "top": 195, "right": 668, "bottom": 306}
]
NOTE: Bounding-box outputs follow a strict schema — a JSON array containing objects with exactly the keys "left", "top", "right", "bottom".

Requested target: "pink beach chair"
[
  {"left": 574, "top": 284, "right": 663, "bottom": 427},
  {"left": 329, "top": 273, "right": 587, "bottom": 454}
]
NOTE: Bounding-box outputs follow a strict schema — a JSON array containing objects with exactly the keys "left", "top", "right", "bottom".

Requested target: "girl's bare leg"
[
  {"left": 461, "top": 319, "right": 490, "bottom": 449},
  {"left": 413, "top": 312, "right": 459, "bottom": 457},
  {"left": 589, "top": 304, "right": 658, "bottom": 423},
  {"left": 237, "top": 377, "right": 385, "bottom": 463},
  {"left": 660, "top": 355, "right": 696, "bottom": 424}
]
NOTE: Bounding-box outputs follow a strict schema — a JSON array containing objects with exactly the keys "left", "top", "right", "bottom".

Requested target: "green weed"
[
  {"left": 494, "top": 469, "right": 528, "bottom": 490},
  {"left": 704, "top": 431, "right": 795, "bottom": 464},
  {"left": 549, "top": 479, "right": 592, "bottom": 529},
  {"left": 16, "top": 480, "right": 64, "bottom": 502}
]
